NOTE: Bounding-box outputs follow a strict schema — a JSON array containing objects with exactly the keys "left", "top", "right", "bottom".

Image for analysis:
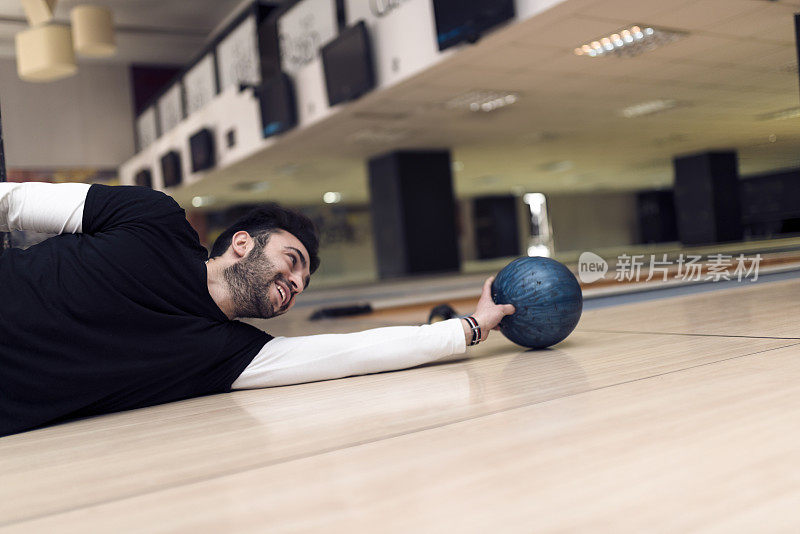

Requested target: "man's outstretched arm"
[
  {"left": 232, "top": 278, "right": 515, "bottom": 389},
  {"left": 0, "top": 182, "right": 90, "bottom": 234},
  {"left": 232, "top": 319, "right": 467, "bottom": 388}
]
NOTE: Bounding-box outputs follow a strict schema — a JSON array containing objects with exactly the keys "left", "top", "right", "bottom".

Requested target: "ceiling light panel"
[
  {"left": 574, "top": 25, "right": 687, "bottom": 58},
  {"left": 191, "top": 195, "right": 215, "bottom": 208},
  {"left": 445, "top": 90, "right": 520, "bottom": 112},
  {"left": 346, "top": 127, "right": 410, "bottom": 144},
  {"left": 620, "top": 99, "right": 681, "bottom": 118},
  {"left": 757, "top": 107, "right": 800, "bottom": 121}
]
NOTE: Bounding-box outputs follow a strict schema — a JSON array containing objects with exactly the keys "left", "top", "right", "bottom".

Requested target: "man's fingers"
[
  {"left": 480, "top": 276, "right": 496, "bottom": 303},
  {"left": 502, "top": 304, "right": 515, "bottom": 315},
  {"left": 483, "top": 276, "right": 494, "bottom": 292}
]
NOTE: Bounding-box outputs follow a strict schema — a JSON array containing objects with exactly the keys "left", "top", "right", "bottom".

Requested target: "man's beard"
[{"left": 222, "top": 238, "right": 289, "bottom": 319}]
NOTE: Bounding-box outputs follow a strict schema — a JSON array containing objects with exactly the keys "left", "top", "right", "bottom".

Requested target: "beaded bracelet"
[{"left": 464, "top": 315, "right": 482, "bottom": 346}]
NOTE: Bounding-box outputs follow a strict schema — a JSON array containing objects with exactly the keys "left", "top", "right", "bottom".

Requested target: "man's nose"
[{"left": 288, "top": 272, "right": 304, "bottom": 294}]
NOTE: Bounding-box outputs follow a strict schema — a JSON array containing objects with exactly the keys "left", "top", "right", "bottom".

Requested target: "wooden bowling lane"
[
  {"left": 278, "top": 274, "right": 800, "bottom": 340},
  {"left": 578, "top": 277, "right": 800, "bottom": 339},
  {"left": 4, "top": 341, "right": 800, "bottom": 533},
  {"left": 0, "top": 329, "right": 795, "bottom": 526}
]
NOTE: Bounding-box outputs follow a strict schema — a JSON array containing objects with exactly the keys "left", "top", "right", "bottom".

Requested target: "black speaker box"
[
  {"left": 636, "top": 190, "right": 678, "bottom": 244},
  {"left": 473, "top": 195, "right": 520, "bottom": 259},
  {"left": 796, "top": 14, "right": 800, "bottom": 104},
  {"left": 368, "top": 150, "right": 460, "bottom": 278},
  {"left": 740, "top": 169, "right": 800, "bottom": 223},
  {"left": 673, "top": 151, "right": 742, "bottom": 245}
]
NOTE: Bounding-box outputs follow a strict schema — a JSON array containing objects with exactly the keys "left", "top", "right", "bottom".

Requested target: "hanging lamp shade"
[
  {"left": 71, "top": 5, "right": 116, "bottom": 57},
  {"left": 15, "top": 24, "right": 77, "bottom": 82}
]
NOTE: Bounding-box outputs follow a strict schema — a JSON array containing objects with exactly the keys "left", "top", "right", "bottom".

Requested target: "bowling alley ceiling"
[
  {"left": 3, "top": 0, "right": 800, "bottom": 207},
  {"left": 166, "top": 0, "right": 800, "bottom": 208}
]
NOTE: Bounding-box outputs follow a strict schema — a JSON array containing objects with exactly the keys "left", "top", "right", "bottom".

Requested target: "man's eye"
[{"left": 289, "top": 255, "right": 297, "bottom": 267}]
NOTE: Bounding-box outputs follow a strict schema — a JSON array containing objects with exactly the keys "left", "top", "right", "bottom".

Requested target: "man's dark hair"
[{"left": 209, "top": 203, "right": 320, "bottom": 274}]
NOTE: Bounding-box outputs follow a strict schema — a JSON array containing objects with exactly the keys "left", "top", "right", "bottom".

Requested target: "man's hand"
[{"left": 461, "top": 276, "right": 515, "bottom": 345}]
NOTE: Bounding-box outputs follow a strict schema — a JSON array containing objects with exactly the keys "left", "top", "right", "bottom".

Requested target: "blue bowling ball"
[{"left": 491, "top": 257, "right": 582, "bottom": 349}]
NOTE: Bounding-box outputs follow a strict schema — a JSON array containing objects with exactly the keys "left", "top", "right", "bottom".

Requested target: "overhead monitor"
[
  {"left": 134, "top": 168, "right": 152, "bottom": 188},
  {"left": 259, "top": 72, "right": 297, "bottom": 138},
  {"left": 189, "top": 128, "right": 215, "bottom": 173},
  {"left": 321, "top": 21, "right": 375, "bottom": 106},
  {"left": 160, "top": 150, "right": 182, "bottom": 188},
  {"left": 432, "top": 0, "right": 515, "bottom": 51}
]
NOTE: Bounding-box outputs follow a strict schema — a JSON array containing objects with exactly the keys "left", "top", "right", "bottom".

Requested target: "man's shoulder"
[
  {"left": 223, "top": 320, "right": 275, "bottom": 347},
  {"left": 89, "top": 184, "right": 183, "bottom": 213},
  {"left": 84, "top": 184, "right": 187, "bottom": 234}
]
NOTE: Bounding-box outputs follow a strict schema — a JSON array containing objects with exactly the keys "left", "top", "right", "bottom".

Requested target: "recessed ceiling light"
[
  {"left": 520, "top": 131, "right": 559, "bottom": 144},
  {"left": 233, "top": 181, "right": 271, "bottom": 192},
  {"left": 620, "top": 99, "right": 680, "bottom": 118},
  {"left": 757, "top": 107, "right": 800, "bottom": 121},
  {"left": 347, "top": 127, "right": 410, "bottom": 145},
  {"left": 275, "top": 164, "right": 300, "bottom": 176},
  {"left": 191, "top": 195, "right": 215, "bottom": 208},
  {"left": 446, "top": 90, "right": 520, "bottom": 112},
  {"left": 575, "top": 25, "right": 686, "bottom": 59},
  {"left": 323, "top": 191, "right": 342, "bottom": 204},
  {"left": 539, "top": 160, "right": 573, "bottom": 173}
]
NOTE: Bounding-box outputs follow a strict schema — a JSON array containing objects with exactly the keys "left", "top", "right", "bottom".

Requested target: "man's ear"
[{"left": 230, "top": 231, "right": 252, "bottom": 259}]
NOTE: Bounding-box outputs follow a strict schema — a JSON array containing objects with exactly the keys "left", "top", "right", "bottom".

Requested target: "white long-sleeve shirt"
[{"left": 0, "top": 182, "right": 467, "bottom": 389}]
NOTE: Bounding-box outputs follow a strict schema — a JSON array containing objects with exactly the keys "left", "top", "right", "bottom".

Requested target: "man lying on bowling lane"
[{"left": 0, "top": 182, "right": 515, "bottom": 437}]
